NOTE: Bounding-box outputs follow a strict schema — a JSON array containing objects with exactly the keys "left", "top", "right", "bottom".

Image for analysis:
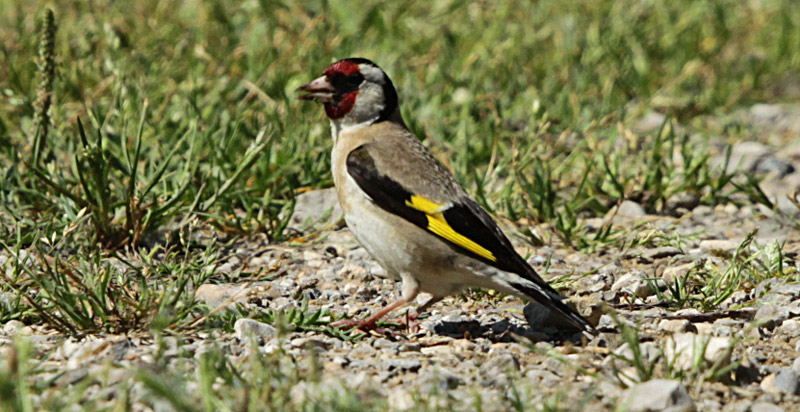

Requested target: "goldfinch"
[{"left": 297, "top": 58, "right": 593, "bottom": 333}]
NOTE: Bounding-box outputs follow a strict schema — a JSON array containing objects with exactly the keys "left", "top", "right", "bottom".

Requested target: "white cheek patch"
[{"left": 358, "top": 65, "right": 386, "bottom": 85}]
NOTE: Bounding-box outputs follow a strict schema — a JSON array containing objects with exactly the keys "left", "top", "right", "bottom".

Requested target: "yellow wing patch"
[
  {"left": 405, "top": 195, "right": 448, "bottom": 214},
  {"left": 405, "top": 195, "right": 497, "bottom": 262}
]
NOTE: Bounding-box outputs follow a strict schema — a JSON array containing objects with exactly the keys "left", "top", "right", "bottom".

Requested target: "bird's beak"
[{"left": 296, "top": 76, "right": 334, "bottom": 102}]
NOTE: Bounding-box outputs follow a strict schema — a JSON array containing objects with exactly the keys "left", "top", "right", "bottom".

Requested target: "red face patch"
[
  {"left": 324, "top": 90, "right": 358, "bottom": 119},
  {"left": 323, "top": 60, "right": 361, "bottom": 77}
]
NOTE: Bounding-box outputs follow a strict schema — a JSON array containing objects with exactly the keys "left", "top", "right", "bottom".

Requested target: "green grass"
[{"left": 1, "top": 0, "right": 799, "bottom": 410}]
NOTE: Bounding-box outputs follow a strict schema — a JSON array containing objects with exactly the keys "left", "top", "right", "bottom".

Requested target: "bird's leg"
[
  {"left": 396, "top": 296, "right": 443, "bottom": 333},
  {"left": 331, "top": 298, "right": 408, "bottom": 330},
  {"left": 408, "top": 296, "right": 443, "bottom": 321}
]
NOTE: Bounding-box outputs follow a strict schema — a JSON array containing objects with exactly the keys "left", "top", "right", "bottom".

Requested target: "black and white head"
[{"left": 297, "top": 58, "right": 400, "bottom": 131}]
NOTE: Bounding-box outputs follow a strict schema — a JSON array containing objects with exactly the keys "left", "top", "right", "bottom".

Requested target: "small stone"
[
  {"left": 611, "top": 271, "right": 654, "bottom": 299},
  {"left": 633, "top": 111, "right": 667, "bottom": 133},
  {"left": 754, "top": 304, "right": 790, "bottom": 329},
  {"left": 728, "top": 141, "right": 770, "bottom": 174},
  {"left": 769, "top": 368, "right": 800, "bottom": 395},
  {"left": 234, "top": 319, "right": 278, "bottom": 342},
  {"left": 387, "top": 388, "right": 415, "bottom": 411},
  {"left": 568, "top": 296, "right": 603, "bottom": 327},
  {"left": 480, "top": 353, "right": 520, "bottom": 373},
  {"left": 620, "top": 379, "right": 694, "bottom": 412},
  {"left": 750, "top": 403, "right": 786, "bottom": 412},
  {"left": 777, "top": 319, "right": 800, "bottom": 335},
  {"left": 722, "top": 400, "right": 753, "bottom": 412},
  {"left": 605, "top": 342, "right": 660, "bottom": 369},
  {"left": 418, "top": 368, "right": 461, "bottom": 393},
  {"left": 754, "top": 156, "right": 795, "bottom": 177},
  {"left": 751, "top": 103, "right": 783, "bottom": 120},
  {"left": 761, "top": 373, "right": 777, "bottom": 393},
  {"left": 288, "top": 188, "right": 343, "bottom": 232},
  {"left": 643, "top": 247, "right": 683, "bottom": 260},
  {"left": 664, "top": 333, "right": 731, "bottom": 376},
  {"left": 196, "top": 284, "right": 250, "bottom": 309},
  {"left": 665, "top": 193, "right": 700, "bottom": 213},
  {"left": 699, "top": 240, "right": 740, "bottom": 254},
  {"left": 658, "top": 319, "right": 697, "bottom": 334},
  {"left": 573, "top": 274, "right": 611, "bottom": 293},
  {"left": 662, "top": 263, "right": 694, "bottom": 284},
  {"left": 608, "top": 200, "right": 646, "bottom": 221},
  {"left": 3, "top": 320, "right": 28, "bottom": 336}
]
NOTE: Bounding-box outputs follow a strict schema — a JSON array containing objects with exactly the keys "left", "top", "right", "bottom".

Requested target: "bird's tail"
[{"left": 508, "top": 278, "right": 597, "bottom": 334}]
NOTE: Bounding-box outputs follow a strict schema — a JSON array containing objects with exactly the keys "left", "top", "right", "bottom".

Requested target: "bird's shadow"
[{"left": 429, "top": 318, "right": 579, "bottom": 344}]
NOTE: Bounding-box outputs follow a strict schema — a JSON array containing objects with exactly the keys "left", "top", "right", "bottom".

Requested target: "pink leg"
[
  {"left": 332, "top": 298, "right": 408, "bottom": 330},
  {"left": 403, "top": 296, "right": 443, "bottom": 321},
  {"left": 395, "top": 296, "right": 444, "bottom": 332}
]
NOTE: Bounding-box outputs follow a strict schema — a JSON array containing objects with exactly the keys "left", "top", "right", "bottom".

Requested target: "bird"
[{"left": 296, "top": 57, "right": 594, "bottom": 333}]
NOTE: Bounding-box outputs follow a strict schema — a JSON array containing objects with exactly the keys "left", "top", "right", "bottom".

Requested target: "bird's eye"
[{"left": 345, "top": 74, "right": 363, "bottom": 86}]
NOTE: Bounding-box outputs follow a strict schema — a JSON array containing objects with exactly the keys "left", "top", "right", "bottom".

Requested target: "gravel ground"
[{"left": 3, "top": 103, "right": 800, "bottom": 411}]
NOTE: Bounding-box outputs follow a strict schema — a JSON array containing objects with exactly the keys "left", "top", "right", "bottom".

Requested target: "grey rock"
[
  {"left": 633, "top": 111, "right": 667, "bottom": 133},
  {"left": 663, "top": 333, "right": 732, "bottom": 374},
  {"left": 728, "top": 141, "right": 770, "bottom": 174},
  {"left": 754, "top": 278, "right": 787, "bottom": 299},
  {"left": 665, "top": 193, "right": 700, "bottom": 213},
  {"left": 754, "top": 304, "right": 790, "bottom": 329},
  {"left": 662, "top": 263, "right": 694, "bottom": 284},
  {"left": 771, "top": 281, "right": 800, "bottom": 299},
  {"left": 699, "top": 239, "right": 740, "bottom": 254},
  {"left": 750, "top": 403, "right": 785, "bottom": 412},
  {"left": 643, "top": 247, "right": 683, "bottom": 260},
  {"left": 3, "top": 320, "right": 28, "bottom": 335},
  {"left": 750, "top": 103, "right": 783, "bottom": 121},
  {"left": 196, "top": 283, "right": 250, "bottom": 309},
  {"left": 777, "top": 319, "right": 800, "bottom": 336},
  {"left": 611, "top": 271, "right": 654, "bottom": 298},
  {"left": 57, "top": 367, "right": 89, "bottom": 386},
  {"left": 692, "top": 205, "right": 713, "bottom": 216},
  {"left": 288, "top": 188, "right": 343, "bottom": 232},
  {"left": 608, "top": 200, "right": 647, "bottom": 220},
  {"left": 419, "top": 368, "right": 461, "bottom": 393},
  {"left": 721, "top": 400, "right": 751, "bottom": 412},
  {"left": 771, "top": 368, "right": 800, "bottom": 395},
  {"left": 754, "top": 156, "right": 795, "bottom": 178},
  {"left": 234, "top": 319, "right": 278, "bottom": 342},
  {"left": 481, "top": 353, "right": 520, "bottom": 373},
  {"left": 657, "top": 319, "right": 696, "bottom": 334},
  {"left": 573, "top": 273, "right": 611, "bottom": 294},
  {"left": 620, "top": 379, "right": 694, "bottom": 412}
]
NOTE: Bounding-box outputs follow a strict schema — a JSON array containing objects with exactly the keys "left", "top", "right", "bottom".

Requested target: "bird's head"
[{"left": 296, "top": 58, "right": 400, "bottom": 128}]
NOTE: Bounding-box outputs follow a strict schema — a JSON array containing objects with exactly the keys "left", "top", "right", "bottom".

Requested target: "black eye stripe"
[{"left": 330, "top": 73, "right": 364, "bottom": 92}]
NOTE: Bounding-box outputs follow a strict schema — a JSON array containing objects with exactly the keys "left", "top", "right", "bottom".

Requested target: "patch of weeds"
[
  {"left": 0, "top": 219, "right": 216, "bottom": 334},
  {"left": 137, "top": 343, "right": 387, "bottom": 412},
  {"left": 655, "top": 230, "right": 798, "bottom": 310},
  {"left": 0, "top": 339, "right": 35, "bottom": 412},
  {"left": 506, "top": 116, "right": 772, "bottom": 251},
  {"left": 604, "top": 310, "right": 744, "bottom": 390},
  {"left": 209, "top": 301, "right": 366, "bottom": 342}
]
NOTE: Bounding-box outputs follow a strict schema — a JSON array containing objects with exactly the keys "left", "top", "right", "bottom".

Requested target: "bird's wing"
[{"left": 345, "top": 140, "right": 556, "bottom": 294}]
